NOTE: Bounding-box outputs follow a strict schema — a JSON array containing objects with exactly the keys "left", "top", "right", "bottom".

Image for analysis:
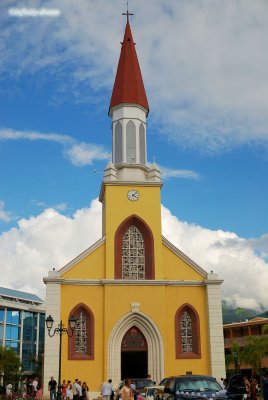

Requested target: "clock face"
[{"left": 127, "top": 189, "right": 140, "bottom": 201}]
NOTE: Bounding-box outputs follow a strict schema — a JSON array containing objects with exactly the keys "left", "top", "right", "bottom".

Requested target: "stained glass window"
[
  {"left": 181, "top": 310, "right": 193, "bottom": 352},
  {"left": 122, "top": 225, "right": 145, "bottom": 279},
  {"left": 75, "top": 311, "right": 87, "bottom": 353}
]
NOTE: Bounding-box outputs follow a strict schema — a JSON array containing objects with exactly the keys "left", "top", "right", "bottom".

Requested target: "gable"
[
  {"left": 60, "top": 237, "right": 106, "bottom": 280},
  {"left": 162, "top": 236, "right": 207, "bottom": 280}
]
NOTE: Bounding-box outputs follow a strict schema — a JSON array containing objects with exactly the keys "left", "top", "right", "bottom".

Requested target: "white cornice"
[
  {"left": 162, "top": 236, "right": 208, "bottom": 278},
  {"left": 43, "top": 278, "right": 206, "bottom": 286},
  {"left": 56, "top": 236, "right": 106, "bottom": 275}
]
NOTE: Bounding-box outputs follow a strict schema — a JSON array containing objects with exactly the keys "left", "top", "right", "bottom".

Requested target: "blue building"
[{"left": 0, "top": 287, "right": 45, "bottom": 373}]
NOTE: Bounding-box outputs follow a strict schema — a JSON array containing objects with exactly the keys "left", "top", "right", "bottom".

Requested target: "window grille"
[
  {"left": 181, "top": 310, "right": 193, "bottom": 352},
  {"left": 75, "top": 311, "right": 87, "bottom": 353},
  {"left": 122, "top": 225, "right": 145, "bottom": 279}
]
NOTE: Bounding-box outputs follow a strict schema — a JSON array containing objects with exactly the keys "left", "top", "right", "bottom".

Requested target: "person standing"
[
  {"left": 250, "top": 376, "right": 258, "bottom": 400},
  {"left": 102, "top": 379, "right": 113, "bottom": 400},
  {"left": 78, "top": 381, "right": 82, "bottom": 400},
  {"left": 62, "top": 380, "right": 67, "bottom": 400},
  {"left": 73, "top": 379, "right": 79, "bottom": 400},
  {"left": 119, "top": 379, "right": 132, "bottom": 400},
  {"left": 48, "top": 376, "right": 57, "bottom": 400},
  {"left": 33, "top": 377, "right": 39, "bottom": 397},
  {"left": 6, "top": 383, "right": 12, "bottom": 397},
  {"left": 82, "top": 382, "right": 89, "bottom": 400},
  {"left": 262, "top": 374, "right": 268, "bottom": 400},
  {"left": 66, "top": 381, "right": 73, "bottom": 400}
]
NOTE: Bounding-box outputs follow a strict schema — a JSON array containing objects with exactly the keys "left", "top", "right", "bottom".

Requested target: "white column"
[
  {"left": 36, "top": 312, "right": 40, "bottom": 358},
  {"left": 19, "top": 311, "right": 24, "bottom": 363},
  {"left": 43, "top": 272, "right": 61, "bottom": 393},
  {"left": 206, "top": 273, "right": 226, "bottom": 381}
]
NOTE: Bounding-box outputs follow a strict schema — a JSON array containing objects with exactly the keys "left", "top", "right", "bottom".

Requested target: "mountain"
[{"left": 222, "top": 302, "right": 258, "bottom": 324}]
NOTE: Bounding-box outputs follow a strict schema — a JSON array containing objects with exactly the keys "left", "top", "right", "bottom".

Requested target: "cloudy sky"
[{"left": 0, "top": 0, "right": 268, "bottom": 310}]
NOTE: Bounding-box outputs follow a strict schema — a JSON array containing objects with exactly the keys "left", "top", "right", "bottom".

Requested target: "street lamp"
[
  {"left": 45, "top": 315, "right": 76, "bottom": 400},
  {"left": 233, "top": 351, "right": 239, "bottom": 373}
]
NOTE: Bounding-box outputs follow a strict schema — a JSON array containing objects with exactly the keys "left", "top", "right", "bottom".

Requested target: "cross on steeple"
[{"left": 122, "top": 1, "right": 133, "bottom": 23}]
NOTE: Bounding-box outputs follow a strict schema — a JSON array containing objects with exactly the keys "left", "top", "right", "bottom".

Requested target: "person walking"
[
  {"left": 102, "top": 379, "right": 113, "bottom": 400},
  {"left": 48, "top": 376, "right": 57, "bottom": 400}
]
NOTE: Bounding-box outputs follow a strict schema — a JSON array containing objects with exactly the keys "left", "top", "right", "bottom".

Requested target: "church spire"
[{"left": 109, "top": 17, "right": 149, "bottom": 116}]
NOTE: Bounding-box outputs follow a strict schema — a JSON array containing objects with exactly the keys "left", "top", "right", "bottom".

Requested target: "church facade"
[{"left": 43, "top": 17, "right": 225, "bottom": 396}]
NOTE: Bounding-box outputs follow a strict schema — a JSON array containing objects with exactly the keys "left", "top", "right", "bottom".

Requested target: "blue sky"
[{"left": 0, "top": 0, "right": 268, "bottom": 308}]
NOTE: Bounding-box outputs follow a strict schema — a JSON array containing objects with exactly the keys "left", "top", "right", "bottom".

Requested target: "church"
[{"left": 43, "top": 14, "right": 225, "bottom": 397}]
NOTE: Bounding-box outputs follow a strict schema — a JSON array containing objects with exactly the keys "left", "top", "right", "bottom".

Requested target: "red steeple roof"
[{"left": 109, "top": 21, "right": 149, "bottom": 115}]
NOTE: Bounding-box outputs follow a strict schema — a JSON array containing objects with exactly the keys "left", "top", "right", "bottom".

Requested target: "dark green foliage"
[{"left": 0, "top": 345, "right": 21, "bottom": 385}]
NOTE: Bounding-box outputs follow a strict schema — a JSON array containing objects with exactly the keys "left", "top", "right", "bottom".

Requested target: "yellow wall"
[
  {"left": 58, "top": 183, "right": 210, "bottom": 390},
  {"left": 62, "top": 242, "right": 106, "bottom": 280},
  {"left": 103, "top": 184, "right": 163, "bottom": 279}
]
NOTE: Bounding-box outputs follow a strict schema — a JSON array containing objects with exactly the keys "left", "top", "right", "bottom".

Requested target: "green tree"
[
  {"left": 240, "top": 335, "right": 268, "bottom": 376},
  {"left": 225, "top": 342, "right": 240, "bottom": 373},
  {"left": 0, "top": 345, "right": 21, "bottom": 385}
]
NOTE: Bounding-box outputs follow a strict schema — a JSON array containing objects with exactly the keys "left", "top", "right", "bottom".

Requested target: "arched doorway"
[
  {"left": 121, "top": 326, "right": 148, "bottom": 379},
  {"left": 108, "top": 311, "right": 164, "bottom": 385}
]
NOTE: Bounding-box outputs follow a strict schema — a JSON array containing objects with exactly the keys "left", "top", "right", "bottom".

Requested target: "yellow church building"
[{"left": 43, "top": 14, "right": 225, "bottom": 396}]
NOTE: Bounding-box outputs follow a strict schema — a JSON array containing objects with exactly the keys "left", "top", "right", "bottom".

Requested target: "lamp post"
[
  {"left": 45, "top": 315, "right": 76, "bottom": 400},
  {"left": 233, "top": 351, "right": 239, "bottom": 373}
]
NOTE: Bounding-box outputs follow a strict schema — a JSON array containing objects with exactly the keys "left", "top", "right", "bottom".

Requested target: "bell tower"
[{"left": 99, "top": 13, "right": 163, "bottom": 279}]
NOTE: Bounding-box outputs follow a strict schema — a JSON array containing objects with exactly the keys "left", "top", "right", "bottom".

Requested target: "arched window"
[
  {"left": 68, "top": 304, "right": 94, "bottom": 360},
  {"left": 114, "top": 121, "right": 123, "bottom": 164},
  {"left": 139, "top": 123, "right": 146, "bottom": 164},
  {"left": 122, "top": 225, "right": 145, "bottom": 279},
  {"left": 175, "top": 304, "right": 201, "bottom": 359},
  {"left": 126, "top": 120, "right": 136, "bottom": 163},
  {"left": 115, "top": 215, "right": 154, "bottom": 280}
]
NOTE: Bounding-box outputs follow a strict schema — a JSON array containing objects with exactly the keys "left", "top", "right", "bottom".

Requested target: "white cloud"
[
  {"left": 160, "top": 165, "right": 200, "bottom": 180},
  {"left": 0, "top": 200, "right": 267, "bottom": 311},
  {"left": 0, "top": 128, "right": 110, "bottom": 166},
  {"left": 0, "top": 200, "right": 12, "bottom": 223},
  {"left": 2, "top": 0, "right": 268, "bottom": 152},
  {"left": 65, "top": 143, "right": 110, "bottom": 166}
]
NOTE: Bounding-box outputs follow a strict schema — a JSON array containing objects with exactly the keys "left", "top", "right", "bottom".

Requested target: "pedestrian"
[
  {"left": 73, "top": 379, "right": 79, "bottom": 400},
  {"left": 102, "top": 379, "right": 113, "bottom": 400},
  {"left": 48, "top": 376, "right": 57, "bottom": 400},
  {"left": 36, "top": 385, "right": 43, "bottom": 400},
  {"left": 62, "top": 380, "right": 67, "bottom": 400},
  {"left": 82, "top": 382, "right": 89, "bottom": 400},
  {"left": 219, "top": 378, "right": 225, "bottom": 390},
  {"left": 33, "top": 377, "right": 39, "bottom": 397},
  {"left": 66, "top": 381, "right": 73, "bottom": 400},
  {"left": 250, "top": 376, "right": 258, "bottom": 400},
  {"left": 262, "top": 374, "right": 268, "bottom": 400},
  {"left": 119, "top": 379, "right": 132, "bottom": 400},
  {"left": 6, "top": 383, "right": 12, "bottom": 397},
  {"left": 78, "top": 381, "right": 82, "bottom": 400}
]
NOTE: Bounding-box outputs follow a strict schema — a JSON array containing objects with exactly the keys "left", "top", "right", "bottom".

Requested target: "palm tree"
[
  {"left": 240, "top": 335, "right": 268, "bottom": 376},
  {"left": 225, "top": 342, "right": 241, "bottom": 373}
]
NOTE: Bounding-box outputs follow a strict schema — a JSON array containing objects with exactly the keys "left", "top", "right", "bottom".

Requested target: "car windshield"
[
  {"left": 136, "top": 380, "right": 154, "bottom": 389},
  {"left": 176, "top": 378, "right": 222, "bottom": 392}
]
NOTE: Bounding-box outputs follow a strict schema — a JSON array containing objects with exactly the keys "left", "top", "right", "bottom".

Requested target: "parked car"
[
  {"left": 226, "top": 375, "right": 248, "bottom": 400},
  {"left": 144, "top": 386, "right": 164, "bottom": 399},
  {"left": 162, "top": 375, "right": 228, "bottom": 400}
]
